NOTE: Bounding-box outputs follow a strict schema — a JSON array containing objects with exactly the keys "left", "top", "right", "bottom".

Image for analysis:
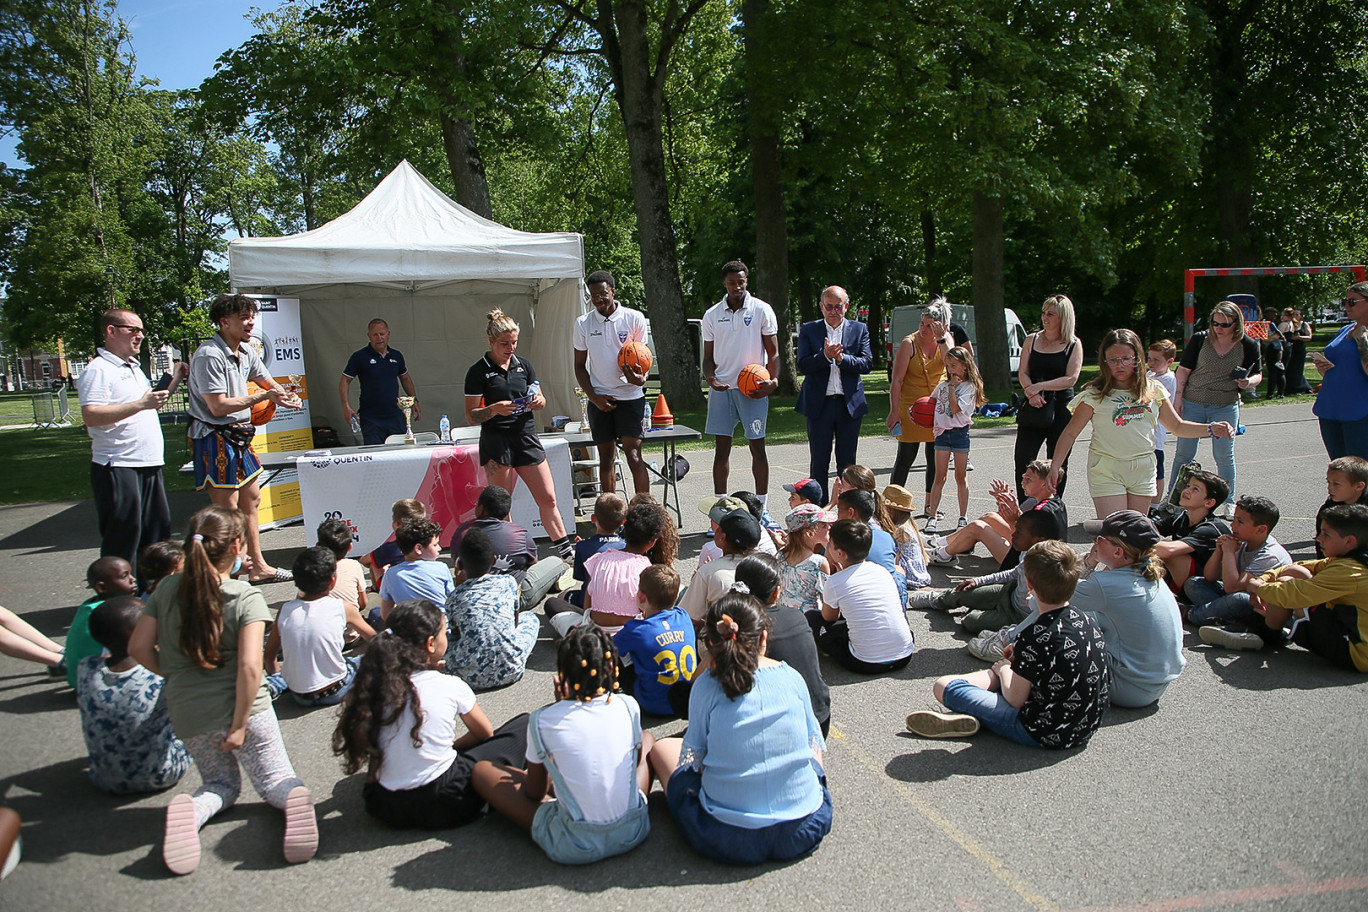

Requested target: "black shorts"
[
  {"left": 480, "top": 428, "right": 546, "bottom": 468},
  {"left": 587, "top": 397, "right": 647, "bottom": 445}
]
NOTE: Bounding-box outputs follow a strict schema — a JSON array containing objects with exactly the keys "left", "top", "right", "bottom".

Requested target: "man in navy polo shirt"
[{"left": 339, "top": 319, "right": 420, "bottom": 444}]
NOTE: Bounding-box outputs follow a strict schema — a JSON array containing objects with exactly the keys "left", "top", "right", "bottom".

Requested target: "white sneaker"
[
  {"left": 967, "top": 628, "right": 1011, "bottom": 662},
  {"left": 1199, "top": 625, "right": 1263, "bottom": 651},
  {"left": 927, "top": 534, "right": 946, "bottom": 551},
  {"left": 923, "top": 517, "right": 939, "bottom": 535},
  {"left": 906, "top": 588, "right": 947, "bottom": 610},
  {"left": 957, "top": 516, "right": 968, "bottom": 529},
  {"left": 906, "top": 710, "right": 980, "bottom": 738},
  {"left": 929, "top": 548, "right": 958, "bottom": 566}
]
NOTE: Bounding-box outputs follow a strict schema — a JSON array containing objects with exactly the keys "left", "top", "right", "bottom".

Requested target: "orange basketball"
[
  {"left": 618, "top": 341, "right": 653, "bottom": 375},
  {"left": 910, "top": 396, "right": 936, "bottom": 428},
  {"left": 251, "top": 398, "right": 276, "bottom": 426},
  {"left": 737, "top": 363, "right": 771, "bottom": 398}
]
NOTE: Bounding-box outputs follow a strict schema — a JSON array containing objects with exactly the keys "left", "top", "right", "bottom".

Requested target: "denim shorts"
[
  {"left": 666, "top": 766, "right": 832, "bottom": 865},
  {"left": 531, "top": 792, "right": 651, "bottom": 865},
  {"left": 705, "top": 388, "right": 769, "bottom": 440},
  {"left": 941, "top": 678, "right": 1040, "bottom": 747},
  {"left": 934, "top": 425, "right": 970, "bottom": 454}
]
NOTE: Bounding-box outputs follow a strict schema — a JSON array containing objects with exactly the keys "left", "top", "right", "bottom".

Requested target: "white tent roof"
[{"left": 228, "top": 160, "right": 584, "bottom": 292}]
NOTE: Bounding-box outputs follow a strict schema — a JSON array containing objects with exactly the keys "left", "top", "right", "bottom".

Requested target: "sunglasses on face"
[{"left": 1211, "top": 319, "right": 1235, "bottom": 328}]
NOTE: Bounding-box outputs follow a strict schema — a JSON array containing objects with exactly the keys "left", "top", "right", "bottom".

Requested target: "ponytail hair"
[
  {"left": 703, "top": 592, "right": 770, "bottom": 700},
  {"left": 838, "top": 465, "right": 897, "bottom": 534},
  {"left": 178, "top": 506, "right": 245, "bottom": 670},
  {"left": 556, "top": 626, "right": 621, "bottom": 703},
  {"left": 1112, "top": 538, "right": 1165, "bottom": 582},
  {"left": 332, "top": 599, "right": 445, "bottom": 775},
  {"left": 485, "top": 308, "right": 519, "bottom": 339},
  {"left": 734, "top": 554, "right": 782, "bottom": 608}
]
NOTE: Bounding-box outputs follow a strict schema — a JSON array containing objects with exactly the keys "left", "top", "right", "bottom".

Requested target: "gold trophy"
[
  {"left": 574, "top": 387, "right": 589, "bottom": 430},
  {"left": 397, "top": 396, "right": 417, "bottom": 444}
]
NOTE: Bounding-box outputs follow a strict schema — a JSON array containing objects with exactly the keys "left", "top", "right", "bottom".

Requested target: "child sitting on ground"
[
  {"left": 77, "top": 596, "right": 192, "bottom": 793},
  {"left": 137, "top": 541, "right": 183, "bottom": 598},
  {"left": 835, "top": 488, "right": 908, "bottom": 609},
  {"left": 810, "top": 519, "right": 916, "bottom": 674},
  {"left": 362, "top": 498, "right": 427, "bottom": 591},
  {"left": 376, "top": 518, "right": 452, "bottom": 624},
  {"left": 910, "top": 510, "right": 1058, "bottom": 636},
  {"left": 333, "top": 599, "right": 529, "bottom": 830},
  {"left": 265, "top": 547, "right": 371, "bottom": 707},
  {"left": 881, "top": 485, "right": 933, "bottom": 590},
  {"left": 925, "top": 461, "right": 1067, "bottom": 568},
  {"left": 471, "top": 626, "right": 652, "bottom": 864},
  {"left": 1183, "top": 495, "right": 1292, "bottom": 625},
  {"left": 784, "top": 478, "right": 824, "bottom": 510},
  {"left": 442, "top": 528, "right": 540, "bottom": 690},
  {"left": 0, "top": 605, "right": 66, "bottom": 673},
  {"left": 66, "top": 556, "right": 138, "bottom": 689},
  {"left": 777, "top": 504, "right": 835, "bottom": 614},
  {"left": 1152, "top": 469, "right": 1230, "bottom": 591},
  {"left": 1316, "top": 456, "right": 1368, "bottom": 558},
  {"left": 1199, "top": 503, "right": 1368, "bottom": 668},
  {"left": 615, "top": 565, "right": 695, "bottom": 716},
  {"left": 907, "top": 540, "right": 1110, "bottom": 748},
  {"left": 544, "top": 502, "right": 668, "bottom": 637},
  {"left": 566, "top": 493, "right": 627, "bottom": 609},
  {"left": 681, "top": 503, "right": 762, "bottom": 620},
  {"left": 316, "top": 519, "right": 370, "bottom": 630}
]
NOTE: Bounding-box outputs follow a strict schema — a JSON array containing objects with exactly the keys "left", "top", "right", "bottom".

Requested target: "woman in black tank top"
[{"left": 1014, "top": 296, "right": 1083, "bottom": 500}]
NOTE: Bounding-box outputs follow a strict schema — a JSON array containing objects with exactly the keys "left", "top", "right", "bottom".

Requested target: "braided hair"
[
  {"left": 332, "top": 599, "right": 445, "bottom": 776},
  {"left": 555, "top": 625, "right": 620, "bottom": 703},
  {"left": 703, "top": 591, "right": 770, "bottom": 700}
]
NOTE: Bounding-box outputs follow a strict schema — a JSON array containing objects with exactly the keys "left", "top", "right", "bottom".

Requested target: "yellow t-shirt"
[{"left": 1070, "top": 379, "right": 1169, "bottom": 461}]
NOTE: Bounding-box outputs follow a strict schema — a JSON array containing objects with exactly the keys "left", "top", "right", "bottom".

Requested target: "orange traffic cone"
[{"left": 651, "top": 393, "right": 674, "bottom": 429}]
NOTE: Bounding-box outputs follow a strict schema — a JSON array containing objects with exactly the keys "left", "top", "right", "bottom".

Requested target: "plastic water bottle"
[
  {"left": 651, "top": 459, "right": 659, "bottom": 481},
  {"left": 642, "top": 411, "right": 651, "bottom": 436},
  {"left": 1236, "top": 424, "right": 1246, "bottom": 436},
  {"left": 349, "top": 414, "right": 361, "bottom": 436},
  {"left": 439, "top": 414, "right": 451, "bottom": 442}
]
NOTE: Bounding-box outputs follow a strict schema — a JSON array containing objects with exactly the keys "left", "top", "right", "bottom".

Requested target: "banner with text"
[{"left": 247, "top": 296, "right": 312, "bottom": 529}]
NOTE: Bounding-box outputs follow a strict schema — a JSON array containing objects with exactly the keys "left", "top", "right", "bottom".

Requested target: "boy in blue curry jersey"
[{"left": 614, "top": 565, "right": 696, "bottom": 716}]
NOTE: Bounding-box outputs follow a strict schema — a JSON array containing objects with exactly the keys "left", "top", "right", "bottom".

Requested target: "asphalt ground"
[{"left": 1, "top": 398, "right": 1365, "bottom": 911}]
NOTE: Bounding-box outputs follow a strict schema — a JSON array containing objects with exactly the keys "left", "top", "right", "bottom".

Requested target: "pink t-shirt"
[
  {"left": 331, "top": 558, "right": 368, "bottom": 612},
  {"left": 585, "top": 549, "right": 651, "bottom": 619}
]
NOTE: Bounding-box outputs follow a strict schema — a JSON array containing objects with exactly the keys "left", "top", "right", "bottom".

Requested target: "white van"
[{"left": 884, "top": 303, "right": 1026, "bottom": 378}]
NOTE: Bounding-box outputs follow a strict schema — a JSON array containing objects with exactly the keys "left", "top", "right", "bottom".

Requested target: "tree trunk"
[
  {"left": 1206, "top": 0, "right": 1259, "bottom": 298},
  {"left": 610, "top": 0, "right": 703, "bottom": 407},
  {"left": 439, "top": 112, "right": 493, "bottom": 219},
  {"left": 743, "top": 0, "right": 792, "bottom": 395},
  {"left": 972, "top": 191, "right": 1010, "bottom": 391}
]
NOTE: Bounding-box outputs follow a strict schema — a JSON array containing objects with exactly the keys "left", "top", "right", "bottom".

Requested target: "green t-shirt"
[
  {"left": 143, "top": 575, "right": 273, "bottom": 739},
  {"left": 65, "top": 596, "right": 104, "bottom": 689}
]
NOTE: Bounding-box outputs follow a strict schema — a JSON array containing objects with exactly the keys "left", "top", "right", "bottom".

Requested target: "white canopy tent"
[{"left": 228, "top": 160, "right": 587, "bottom": 436}]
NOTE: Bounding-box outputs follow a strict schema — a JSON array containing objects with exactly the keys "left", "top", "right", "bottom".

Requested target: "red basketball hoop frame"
[{"left": 1182, "top": 265, "right": 1367, "bottom": 341}]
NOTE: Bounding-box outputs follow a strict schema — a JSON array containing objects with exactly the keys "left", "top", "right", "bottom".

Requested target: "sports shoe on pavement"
[
  {"left": 1199, "top": 625, "right": 1265, "bottom": 651},
  {"left": 930, "top": 548, "right": 958, "bottom": 566},
  {"left": 927, "top": 534, "right": 946, "bottom": 551},
  {"left": 907, "top": 588, "right": 947, "bottom": 610},
  {"left": 957, "top": 516, "right": 968, "bottom": 529},
  {"left": 282, "top": 786, "right": 318, "bottom": 864},
  {"left": 923, "top": 517, "right": 939, "bottom": 535},
  {"left": 905, "top": 710, "right": 980, "bottom": 739},
  {"left": 163, "top": 794, "right": 201, "bottom": 875}
]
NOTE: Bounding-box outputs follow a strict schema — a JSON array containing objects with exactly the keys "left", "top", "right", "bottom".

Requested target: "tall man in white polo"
[
  {"left": 573, "top": 269, "right": 650, "bottom": 494},
  {"left": 77, "top": 309, "right": 186, "bottom": 583},
  {"left": 702, "top": 259, "right": 780, "bottom": 502}
]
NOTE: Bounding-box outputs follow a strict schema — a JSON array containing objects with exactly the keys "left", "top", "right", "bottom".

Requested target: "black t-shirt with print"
[
  {"left": 1012, "top": 605, "right": 1110, "bottom": 749},
  {"left": 464, "top": 354, "right": 538, "bottom": 436}
]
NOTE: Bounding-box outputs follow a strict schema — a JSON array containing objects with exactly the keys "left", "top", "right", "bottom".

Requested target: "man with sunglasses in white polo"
[{"left": 77, "top": 309, "right": 186, "bottom": 586}]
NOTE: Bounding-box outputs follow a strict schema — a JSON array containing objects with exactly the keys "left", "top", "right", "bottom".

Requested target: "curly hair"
[
  {"left": 332, "top": 599, "right": 445, "bottom": 776},
  {"left": 634, "top": 502, "right": 678, "bottom": 566}
]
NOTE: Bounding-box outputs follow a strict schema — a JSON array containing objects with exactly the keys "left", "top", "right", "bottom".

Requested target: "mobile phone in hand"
[{"left": 154, "top": 373, "right": 174, "bottom": 392}]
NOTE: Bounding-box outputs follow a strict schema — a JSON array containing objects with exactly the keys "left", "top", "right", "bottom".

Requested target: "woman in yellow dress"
[{"left": 887, "top": 299, "right": 955, "bottom": 507}]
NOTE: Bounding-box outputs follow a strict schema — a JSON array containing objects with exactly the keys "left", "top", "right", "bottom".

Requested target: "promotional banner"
[
  {"left": 298, "top": 438, "right": 573, "bottom": 555},
  {"left": 246, "top": 296, "right": 312, "bottom": 529}
]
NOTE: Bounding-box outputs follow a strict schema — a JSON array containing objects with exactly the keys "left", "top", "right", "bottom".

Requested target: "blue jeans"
[
  {"left": 666, "top": 766, "right": 833, "bottom": 865},
  {"left": 1182, "top": 576, "right": 1255, "bottom": 624},
  {"left": 941, "top": 678, "right": 1039, "bottom": 747},
  {"left": 267, "top": 657, "right": 359, "bottom": 707},
  {"left": 1168, "top": 399, "right": 1238, "bottom": 505}
]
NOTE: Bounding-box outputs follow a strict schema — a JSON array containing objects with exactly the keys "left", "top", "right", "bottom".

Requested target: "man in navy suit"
[{"left": 795, "top": 286, "right": 873, "bottom": 503}]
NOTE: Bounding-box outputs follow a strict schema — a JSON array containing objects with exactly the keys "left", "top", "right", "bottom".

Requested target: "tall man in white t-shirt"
[
  {"left": 573, "top": 270, "right": 650, "bottom": 494},
  {"left": 77, "top": 309, "right": 186, "bottom": 584},
  {"left": 702, "top": 260, "right": 780, "bottom": 502}
]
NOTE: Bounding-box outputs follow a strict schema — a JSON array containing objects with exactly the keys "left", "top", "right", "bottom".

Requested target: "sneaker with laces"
[
  {"left": 957, "top": 516, "right": 968, "bottom": 529},
  {"left": 929, "top": 548, "right": 958, "bottom": 566},
  {"left": 926, "top": 534, "right": 946, "bottom": 551},
  {"left": 1199, "top": 625, "right": 1265, "bottom": 651},
  {"left": 907, "top": 588, "right": 947, "bottom": 610},
  {"left": 905, "top": 710, "right": 980, "bottom": 739},
  {"left": 967, "top": 628, "right": 1009, "bottom": 661},
  {"left": 923, "top": 517, "right": 939, "bottom": 535}
]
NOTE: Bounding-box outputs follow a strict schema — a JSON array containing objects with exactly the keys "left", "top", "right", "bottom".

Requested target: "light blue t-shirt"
[
  {"left": 379, "top": 559, "right": 454, "bottom": 606},
  {"left": 1075, "top": 565, "right": 1186, "bottom": 688},
  {"left": 681, "top": 663, "right": 824, "bottom": 828}
]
